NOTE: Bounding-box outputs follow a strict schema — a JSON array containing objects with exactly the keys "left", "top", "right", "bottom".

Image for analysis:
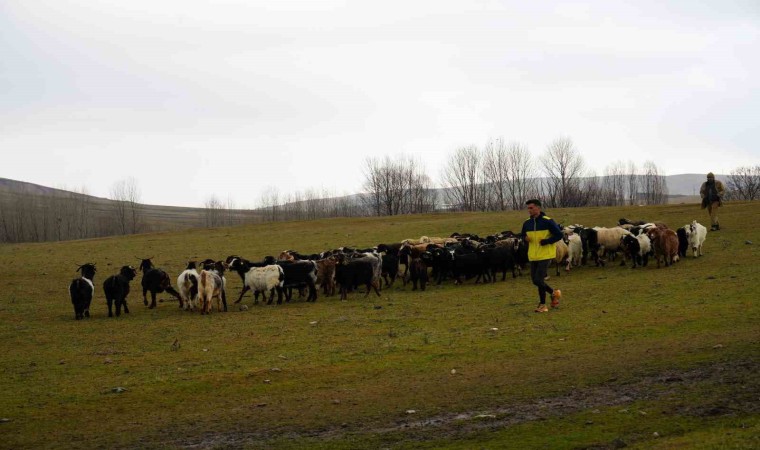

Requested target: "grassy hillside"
[{"left": 0, "top": 202, "right": 757, "bottom": 449}]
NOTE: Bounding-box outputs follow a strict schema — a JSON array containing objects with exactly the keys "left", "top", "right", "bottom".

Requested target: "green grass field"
[{"left": 0, "top": 202, "right": 757, "bottom": 449}]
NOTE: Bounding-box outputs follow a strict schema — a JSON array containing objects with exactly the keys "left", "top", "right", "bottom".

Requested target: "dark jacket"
[{"left": 700, "top": 179, "right": 725, "bottom": 209}]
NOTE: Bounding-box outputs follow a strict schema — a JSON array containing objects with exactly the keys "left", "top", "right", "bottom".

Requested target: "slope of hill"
[
  {"left": 666, "top": 173, "right": 725, "bottom": 197},
  {"left": 0, "top": 178, "right": 263, "bottom": 242}
]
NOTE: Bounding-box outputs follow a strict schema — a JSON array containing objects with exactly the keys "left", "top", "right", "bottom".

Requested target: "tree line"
[
  {"left": 365, "top": 137, "right": 670, "bottom": 214},
  {"left": 0, "top": 178, "right": 145, "bottom": 243},
  {"left": 1, "top": 142, "right": 756, "bottom": 243},
  {"left": 725, "top": 165, "right": 760, "bottom": 201}
]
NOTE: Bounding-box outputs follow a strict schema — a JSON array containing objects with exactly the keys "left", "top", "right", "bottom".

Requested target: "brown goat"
[
  {"left": 277, "top": 251, "right": 296, "bottom": 261},
  {"left": 316, "top": 257, "right": 337, "bottom": 296},
  {"left": 647, "top": 227, "right": 680, "bottom": 268}
]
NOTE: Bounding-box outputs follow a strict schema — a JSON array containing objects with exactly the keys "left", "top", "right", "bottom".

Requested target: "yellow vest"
[{"left": 522, "top": 214, "right": 560, "bottom": 261}]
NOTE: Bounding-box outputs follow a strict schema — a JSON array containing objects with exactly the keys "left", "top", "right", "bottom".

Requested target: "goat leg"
[{"left": 235, "top": 285, "right": 250, "bottom": 304}]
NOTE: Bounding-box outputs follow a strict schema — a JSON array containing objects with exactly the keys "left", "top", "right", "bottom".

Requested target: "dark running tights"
[{"left": 530, "top": 260, "right": 554, "bottom": 304}]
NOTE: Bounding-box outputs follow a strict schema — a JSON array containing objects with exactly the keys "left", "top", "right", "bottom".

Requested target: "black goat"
[
  {"left": 451, "top": 248, "right": 489, "bottom": 284},
  {"left": 379, "top": 243, "right": 407, "bottom": 277},
  {"left": 618, "top": 218, "right": 647, "bottom": 226},
  {"left": 69, "top": 263, "right": 97, "bottom": 320},
  {"left": 407, "top": 252, "right": 432, "bottom": 291},
  {"left": 138, "top": 257, "right": 181, "bottom": 309},
  {"left": 278, "top": 260, "right": 319, "bottom": 302},
  {"left": 103, "top": 265, "right": 138, "bottom": 317},
  {"left": 676, "top": 227, "right": 689, "bottom": 258},
  {"left": 578, "top": 228, "right": 598, "bottom": 266},
  {"left": 427, "top": 246, "right": 454, "bottom": 285},
  {"left": 378, "top": 245, "right": 402, "bottom": 288},
  {"left": 335, "top": 254, "right": 380, "bottom": 300},
  {"left": 481, "top": 245, "right": 517, "bottom": 282}
]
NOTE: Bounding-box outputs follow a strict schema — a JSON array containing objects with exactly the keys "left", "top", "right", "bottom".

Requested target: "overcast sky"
[{"left": 2, "top": 1, "right": 758, "bottom": 207}]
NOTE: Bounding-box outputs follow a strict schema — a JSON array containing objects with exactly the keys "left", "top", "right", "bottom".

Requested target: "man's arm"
[
  {"left": 540, "top": 219, "right": 563, "bottom": 246},
  {"left": 716, "top": 181, "right": 726, "bottom": 197}
]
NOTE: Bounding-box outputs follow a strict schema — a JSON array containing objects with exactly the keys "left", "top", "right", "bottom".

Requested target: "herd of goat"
[{"left": 68, "top": 218, "right": 708, "bottom": 320}]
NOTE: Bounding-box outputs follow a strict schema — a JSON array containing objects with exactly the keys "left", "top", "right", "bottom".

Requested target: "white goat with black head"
[
  {"left": 69, "top": 263, "right": 97, "bottom": 320},
  {"left": 243, "top": 264, "right": 285, "bottom": 305},
  {"left": 177, "top": 261, "right": 200, "bottom": 311}
]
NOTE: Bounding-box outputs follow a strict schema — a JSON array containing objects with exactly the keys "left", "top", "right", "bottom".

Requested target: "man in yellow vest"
[{"left": 521, "top": 199, "right": 563, "bottom": 313}]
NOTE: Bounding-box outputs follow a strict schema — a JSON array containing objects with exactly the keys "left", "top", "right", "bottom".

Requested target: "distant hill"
[
  {"left": 0, "top": 178, "right": 263, "bottom": 243},
  {"left": 666, "top": 173, "right": 726, "bottom": 197}
]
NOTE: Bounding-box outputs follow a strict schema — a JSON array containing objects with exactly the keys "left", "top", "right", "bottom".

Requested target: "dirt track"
[{"left": 171, "top": 358, "right": 758, "bottom": 449}]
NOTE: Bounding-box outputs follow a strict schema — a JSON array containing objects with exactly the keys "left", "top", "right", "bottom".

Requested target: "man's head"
[
  {"left": 526, "top": 199, "right": 542, "bottom": 218},
  {"left": 707, "top": 172, "right": 715, "bottom": 180}
]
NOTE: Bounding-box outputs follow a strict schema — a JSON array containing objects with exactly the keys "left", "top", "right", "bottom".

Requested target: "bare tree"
[
  {"left": 125, "top": 178, "right": 142, "bottom": 233},
  {"left": 505, "top": 142, "right": 537, "bottom": 210},
  {"left": 204, "top": 195, "right": 225, "bottom": 227},
  {"left": 441, "top": 146, "right": 483, "bottom": 211},
  {"left": 482, "top": 138, "right": 509, "bottom": 211},
  {"left": 260, "top": 186, "right": 280, "bottom": 222},
  {"left": 540, "top": 137, "right": 585, "bottom": 208},
  {"left": 602, "top": 162, "right": 626, "bottom": 206},
  {"left": 726, "top": 165, "right": 760, "bottom": 200},
  {"left": 362, "top": 158, "right": 383, "bottom": 216},
  {"left": 110, "top": 182, "right": 128, "bottom": 234},
  {"left": 303, "top": 188, "right": 322, "bottom": 220},
  {"left": 626, "top": 161, "right": 639, "bottom": 205},
  {"left": 378, "top": 156, "right": 405, "bottom": 215},
  {"left": 362, "top": 155, "right": 436, "bottom": 216},
  {"left": 110, "top": 178, "right": 142, "bottom": 234},
  {"left": 72, "top": 186, "right": 91, "bottom": 238},
  {"left": 225, "top": 196, "right": 239, "bottom": 225},
  {"left": 406, "top": 169, "right": 438, "bottom": 213},
  {"left": 641, "top": 161, "right": 668, "bottom": 205},
  {"left": 581, "top": 171, "right": 603, "bottom": 206}
]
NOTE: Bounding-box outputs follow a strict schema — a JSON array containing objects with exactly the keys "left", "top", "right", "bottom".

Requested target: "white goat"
[
  {"left": 177, "top": 263, "right": 200, "bottom": 311},
  {"left": 686, "top": 220, "right": 707, "bottom": 257},
  {"left": 198, "top": 269, "right": 224, "bottom": 314},
  {"left": 567, "top": 233, "right": 582, "bottom": 269},
  {"left": 592, "top": 226, "right": 632, "bottom": 266},
  {"left": 244, "top": 265, "right": 285, "bottom": 305}
]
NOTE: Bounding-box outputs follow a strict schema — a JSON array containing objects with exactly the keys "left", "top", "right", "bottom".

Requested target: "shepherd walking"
[
  {"left": 700, "top": 172, "right": 725, "bottom": 231},
  {"left": 521, "top": 199, "right": 563, "bottom": 313}
]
